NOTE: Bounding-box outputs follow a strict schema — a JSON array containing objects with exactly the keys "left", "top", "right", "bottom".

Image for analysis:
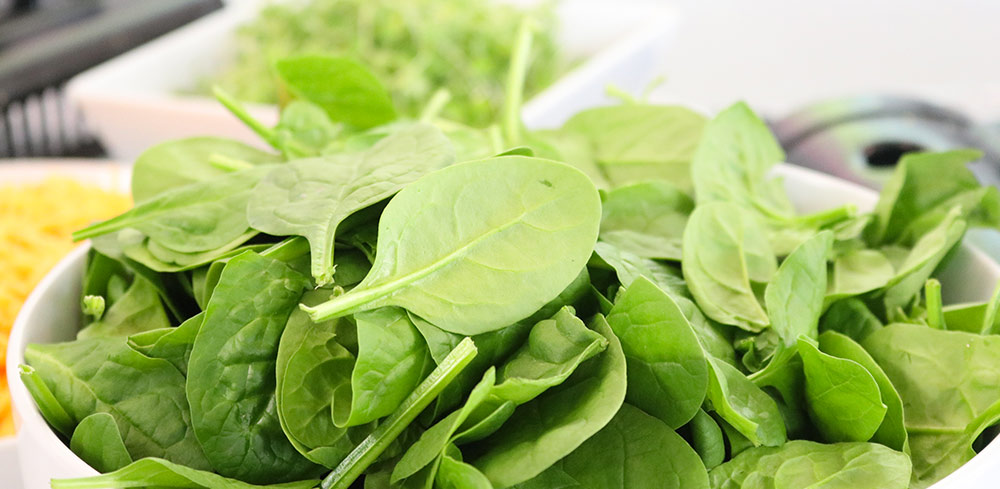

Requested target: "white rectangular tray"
[{"left": 67, "top": 0, "right": 674, "bottom": 160}]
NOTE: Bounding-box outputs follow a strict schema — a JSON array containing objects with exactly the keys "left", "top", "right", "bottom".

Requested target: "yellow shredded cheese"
[{"left": 0, "top": 177, "right": 130, "bottom": 437}]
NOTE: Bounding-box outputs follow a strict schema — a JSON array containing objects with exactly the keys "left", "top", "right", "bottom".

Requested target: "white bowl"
[
  {"left": 7, "top": 164, "right": 1000, "bottom": 488},
  {"left": 67, "top": 0, "right": 676, "bottom": 160}
]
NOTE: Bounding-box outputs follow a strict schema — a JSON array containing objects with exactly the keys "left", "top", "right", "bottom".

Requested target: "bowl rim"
[{"left": 7, "top": 164, "right": 1000, "bottom": 487}]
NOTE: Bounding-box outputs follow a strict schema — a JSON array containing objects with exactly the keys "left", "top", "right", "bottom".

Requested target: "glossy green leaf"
[
  {"left": 304, "top": 156, "right": 601, "bottom": 335},
  {"left": 607, "top": 276, "right": 708, "bottom": 428},
  {"left": 599, "top": 180, "right": 693, "bottom": 260},
  {"left": 275, "top": 55, "right": 397, "bottom": 129},
  {"left": 513, "top": 404, "right": 709, "bottom": 489},
  {"left": 70, "top": 412, "right": 132, "bottom": 473},
  {"left": 764, "top": 231, "right": 832, "bottom": 345},
  {"left": 186, "top": 252, "right": 319, "bottom": 483},
  {"left": 247, "top": 123, "right": 454, "bottom": 285},
  {"left": 683, "top": 202, "right": 776, "bottom": 331}
]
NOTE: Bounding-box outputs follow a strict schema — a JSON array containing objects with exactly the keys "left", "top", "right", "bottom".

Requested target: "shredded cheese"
[{"left": 0, "top": 177, "right": 130, "bottom": 437}]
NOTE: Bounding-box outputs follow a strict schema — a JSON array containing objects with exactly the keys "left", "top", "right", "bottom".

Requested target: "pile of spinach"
[{"left": 21, "top": 32, "right": 1000, "bottom": 489}]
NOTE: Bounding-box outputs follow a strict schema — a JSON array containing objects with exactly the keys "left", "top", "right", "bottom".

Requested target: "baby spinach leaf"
[
  {"left": 691, "top": 102, "right": 794, "bottom": 221},
  {"left": 469, "top": 315, "right": 626, "bottom": 487},
  {"left": 77, "top": 275, "right": 170, "bottom": 339},
  {"left": 880, "top": 208, "right": 966, "bottom": 313},
  {"left": 598, "top": 180, "right": 694, "bottom": 260},
  {"left": 128, "top": 312, "right": 203, "bottom": 376},
  {"left": 797, "top": 338, "right": 887, "bottom": 443},
  {"left": 303, "top": 156, "right": 601, "bottom": 335},
  {"left": 527, "top": 129, "right": 609, "bottom": 189},
  {"left": 70, "top": 412, "right": 132, "bottom": 473},
  {"left": 74, "top": 165, "right": 273, "bottom": 252},
  {"left": 512, "top": 403, "right": 709, "bottom": 489},
  {"left": 687, "top": 408, "right": 726, "bottom": 470},
  {"left": 321, "top": 338, "right": 478, "bottom": 489},
  {"left": 683, "top": 202, "right": 776, "bottom": 331},
  {"left": 275, "top": 291, "right": 363, "bottom": 467},
  {"left": 391, "top": 368, "right": 497, "bottom": 483},
  {"left": 607, "top": 276, "right": 708, "bottom": 428},
  {"left": 131, "top": 137, "right": 281, "bottom": 202},
  {"left": 275, "top": 55, "right": 397, "bottom": 129},
  {"left": 51, "top": 457, "right": 319, "bottom": 489},
  {"left": 819, "top": 298, "right": 883, "bottom": 342},
  {"left": 708, "top": 440, "right": 911, "bottom": 489},
  {"left": 186, "top": 251, "right": 319, "bottom": 483},
  {"left": 818, "top": 331, "right": 908, "bottom": 453},
  {"left": 705, "top": 357, "right": 786, "bottom": 447},
  {"left": 764, "top": 231, "right": 832, "bottom": 345},
  {"left": 18, "top": 365, "right": 75, "bottom": 437},
  {"left": 866, "top": 149, "right": 999, "bottom": 244},
  {"left": 272, "top": 100, "right": 343, "bottom": 158},
  {"left": 826, "top": 248, "right": 895, "bottom": 304},
  {"left": 435, "top": 446, "right": 492, "bottom": 489},
  {"left": 24, "top": 337, "right": 210, "bottom": 469},
  {"left": 561, "top": 104, "right": 706, "bottom": 191},
  {"left": 863, "top": 323, "right": 1000, "bottom": 486},
  {"left": 342, "top": 307, "right": 435, "bottom": 427},
  {"left": 591, "top": 241, "right": 688, "bottom": 297},
  {"left": 247, "top": 123, "right": 454, "bottom": 285}
]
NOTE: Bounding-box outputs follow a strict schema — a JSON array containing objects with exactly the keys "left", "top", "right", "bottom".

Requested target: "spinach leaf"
[
  {"left": 435, "top": 446, "right": 492, "bottom": 489},
  {"left": 70, "top": 412, "right": 132, "bottom": 473},
  {"left": 18, "top": 365, "right": 75, "bottom": 437},
  {"left": 77, "top": 275, "right": 170, "bottom": 339},
  {"left": 272, "top": 100, "right": 343, "bottom": 157},
  {"left": 321, "top": 338, "right": 478, "bottom": 489},
  {"left": 691, "top": 102, "right": 794, "bottom": 221},
  {"left": 819, "top": 298, "right": 883, "bottom": 342},
  {"left": 880, "top": 208, "right": 966, "bottom": 313},
  {"left": 51, "top": 458, "right": 318, "bottom": 489},
  {"left": 866, "top": 149, "right": 999, "bottom": 244},
  {"left": 705, "top": 357, "right": 786, "bottom": 447},
  {"left": 527, "top": 129, "right": 609, "bottom": 189},
  {"left": 275, "top": 291, "right": 363, "bottom": 467},
  {"left": 131, "top": 137, "right": 280, "bottom": 202},
  {"left": 863, "top": 323, "right": 1000, "bottom": 486},
  {"left": 708, "top": 440, "right": 911, "bottom": 489},
  {"left": 247, "top": 123, "right": 454, "bottom": 285},
  {"left": 469, "top": 315, "right": 627, "bottom": 487},
  {"left": 513, "top": 403, "right": 709, "bottom": 489},
  {"left": 797, "top": 338, "right": 887, "bottom": 443},
  {"left": 607, "top": 276, "right": 708, "bottom": 428},
  {"left": 342, "top": 307, "right": 435, "bottom": 427},
  {"left": 186, "top": 252, "right": 319, "bottom": 483},
  {"left": 303, "top": 156, "right": 601, "bottom": 335},
  {"left": 764, "top": 231, "right": 832, "bottom": 345},
  {"left": 561, "top": 104, "right": 706, "bottom": 191},
  {"left": 24, "top": 337, "right": 210, "bottom": 468},
  {"left": 687, "top": 408, "right": 727, "bottom": 470},
  {"left": 598, "top": 180, "right": 693, "bottom": 260},
  {"left": 275, "top": 55, "right": 397, "bottom": 129},
  {"left": 128, "top": 312, "right": 202, "bottom": 376},
  {"left": 826, "top": 249, "right": 895, "bottom": 304},
  {"left": 683, "top": 202, "right": 776, "bottom": 331},
  {"left": 818, "top": 331, "right": 908, "bottom": 453},
  {"left": 75, "top": 165, "right": 273, "bottom": 253}
]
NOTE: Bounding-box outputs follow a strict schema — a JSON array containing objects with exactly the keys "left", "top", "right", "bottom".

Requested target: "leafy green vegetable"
[
  {"left": 683, "top": 202, "right": 776, "bottom": 331},
  {"left": 303, "top": 156, "right": 601, "bottom": 334},
  {"left": 274, "top": 55, "right": 397, "bottom": 129},
  {"left": 25, "top": 337, "right": 210, "bottom": 469},
  {"left": 186, "top": 252, "right": 319, "bottom": 483},
  {"left": 797, "top": 338, "right": 887, "bottom": 443},
  {"left": 709, "top": 440, "right": 911, "bottom": 489},
  {"left": 51, "top": 458, "right": 319, "bottom": 489},
  {"left": 606, "top": 276, "right": 708, "bottom": 428},
  {"left": 561, "top": 105, "right": 706, "bottom": 190},
  {"left": 863, "top": 323, "right": 1000, "bottom": 486},
  {"left": 764, "top": 231, "right": 832, "bottom": 345},
  {"left": 513, "top": 404, "right": 710, "bottom": 489},
  {"left": 470, "top": 315, "right": 627, "bottom": 487},
  {"left": 247, "top": 123, "right": 453, "bottom": 285},
  {"left": 599, "top": 180, "right": 694, "bottom": 260},
  {"left": 70, "top": 412, "right": 133, "bottom": 473},
  {"left": 705, "top": 357, "right": 786, "bottom": 447}
]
